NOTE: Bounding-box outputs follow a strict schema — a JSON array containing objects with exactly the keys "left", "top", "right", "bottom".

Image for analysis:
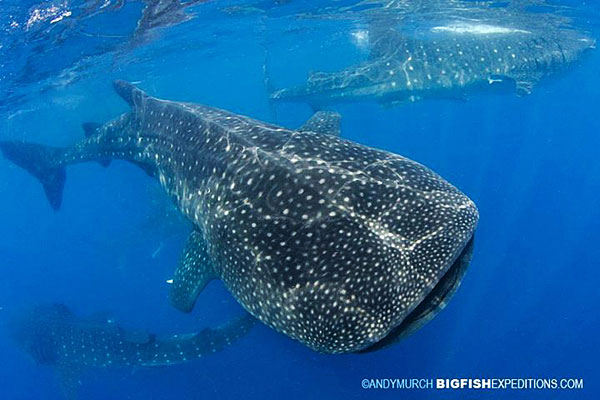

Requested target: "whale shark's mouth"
[
  {"left": 431, "top": 22, "right": 531, "bottom": 35},
  {"left": 360, "top": 236, "right": 475, "bottom": 353}
]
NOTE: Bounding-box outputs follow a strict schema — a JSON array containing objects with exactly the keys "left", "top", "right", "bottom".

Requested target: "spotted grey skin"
[
  {"left": 170, "top": 229, "right": 216, "bottom": 312},
  {"left": 9, "top": 303, "right": 254, "bottom": 399},
  {"left": 0, "top": 81, "right": 478, "bottom": 353},
  {"left": 271, "top": 12, "right": 595, "bottom": 106}
]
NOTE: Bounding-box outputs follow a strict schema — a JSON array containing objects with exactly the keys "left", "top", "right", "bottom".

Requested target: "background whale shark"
[
  {"left": 8, "top": 303, "right": 255, "bottom": 399},
  {"left": 132, "top": 0, "right": 209, "bottom": 44},
  {"left": 0, "top": 81, "right": 478, "bottom": 353},
  {"left": 270, "top": 2, "right": 595, "bottom": 106}
]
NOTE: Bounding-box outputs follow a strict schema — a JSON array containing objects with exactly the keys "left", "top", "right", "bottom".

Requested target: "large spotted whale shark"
[
  {"left": 9, "top": 303, "right": 254, "bottom": 399},
  {"left": 270, "top": 7, "right": 595, "bottom": 106},
  {"left": 0, "top": 81, "right": 478, "bottom": 353}
]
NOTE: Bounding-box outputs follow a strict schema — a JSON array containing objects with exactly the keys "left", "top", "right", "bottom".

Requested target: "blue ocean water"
[{"left": 0, "top": 1, "right": 598, "bottom": 399}]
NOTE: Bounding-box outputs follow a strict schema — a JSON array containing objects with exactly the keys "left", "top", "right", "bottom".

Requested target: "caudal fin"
[{"left": 0, "top": 141, "right": 66, "bottom": 210}]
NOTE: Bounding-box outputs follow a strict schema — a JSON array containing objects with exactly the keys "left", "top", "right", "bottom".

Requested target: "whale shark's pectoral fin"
[
  {"left": 299, "top": 111, "right": 342, "bottom": 136},
  {"left": 55, "top": 363, "right": 83, "bottom": 400},
  {"left": 170, "top": 230, "right": 216, "bottom": 312}
]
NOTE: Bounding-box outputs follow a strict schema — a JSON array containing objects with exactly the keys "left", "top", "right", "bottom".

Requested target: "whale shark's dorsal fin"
[
  {"left": 170, "top": 230, "right": 216, "bottom": 312},
  {"left": 299, "top": 111, "right": 342, "bottom": 136},
  {"left": 112, "top": 80, "right": 149, "bottom": 108}
]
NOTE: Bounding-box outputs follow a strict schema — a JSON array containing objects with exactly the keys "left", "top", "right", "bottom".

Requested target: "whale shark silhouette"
[{"left": 9, "top": 303, "right": 255, "bottom": 399}]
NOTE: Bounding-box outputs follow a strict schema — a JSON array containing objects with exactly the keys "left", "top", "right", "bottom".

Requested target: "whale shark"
[
  {"left": 0, "top": 81, "right": 478, "bottom": 353},
  {"left": 270, "top": 5, "right": 595, "bottom": 106},
  {"left": 9, "top": 303, "right": 255, "bottom": 399}
]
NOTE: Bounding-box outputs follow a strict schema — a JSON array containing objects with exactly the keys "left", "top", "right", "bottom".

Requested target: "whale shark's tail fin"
[{"left": 0, "top": 141, "right": 66, "bottom": 210}]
